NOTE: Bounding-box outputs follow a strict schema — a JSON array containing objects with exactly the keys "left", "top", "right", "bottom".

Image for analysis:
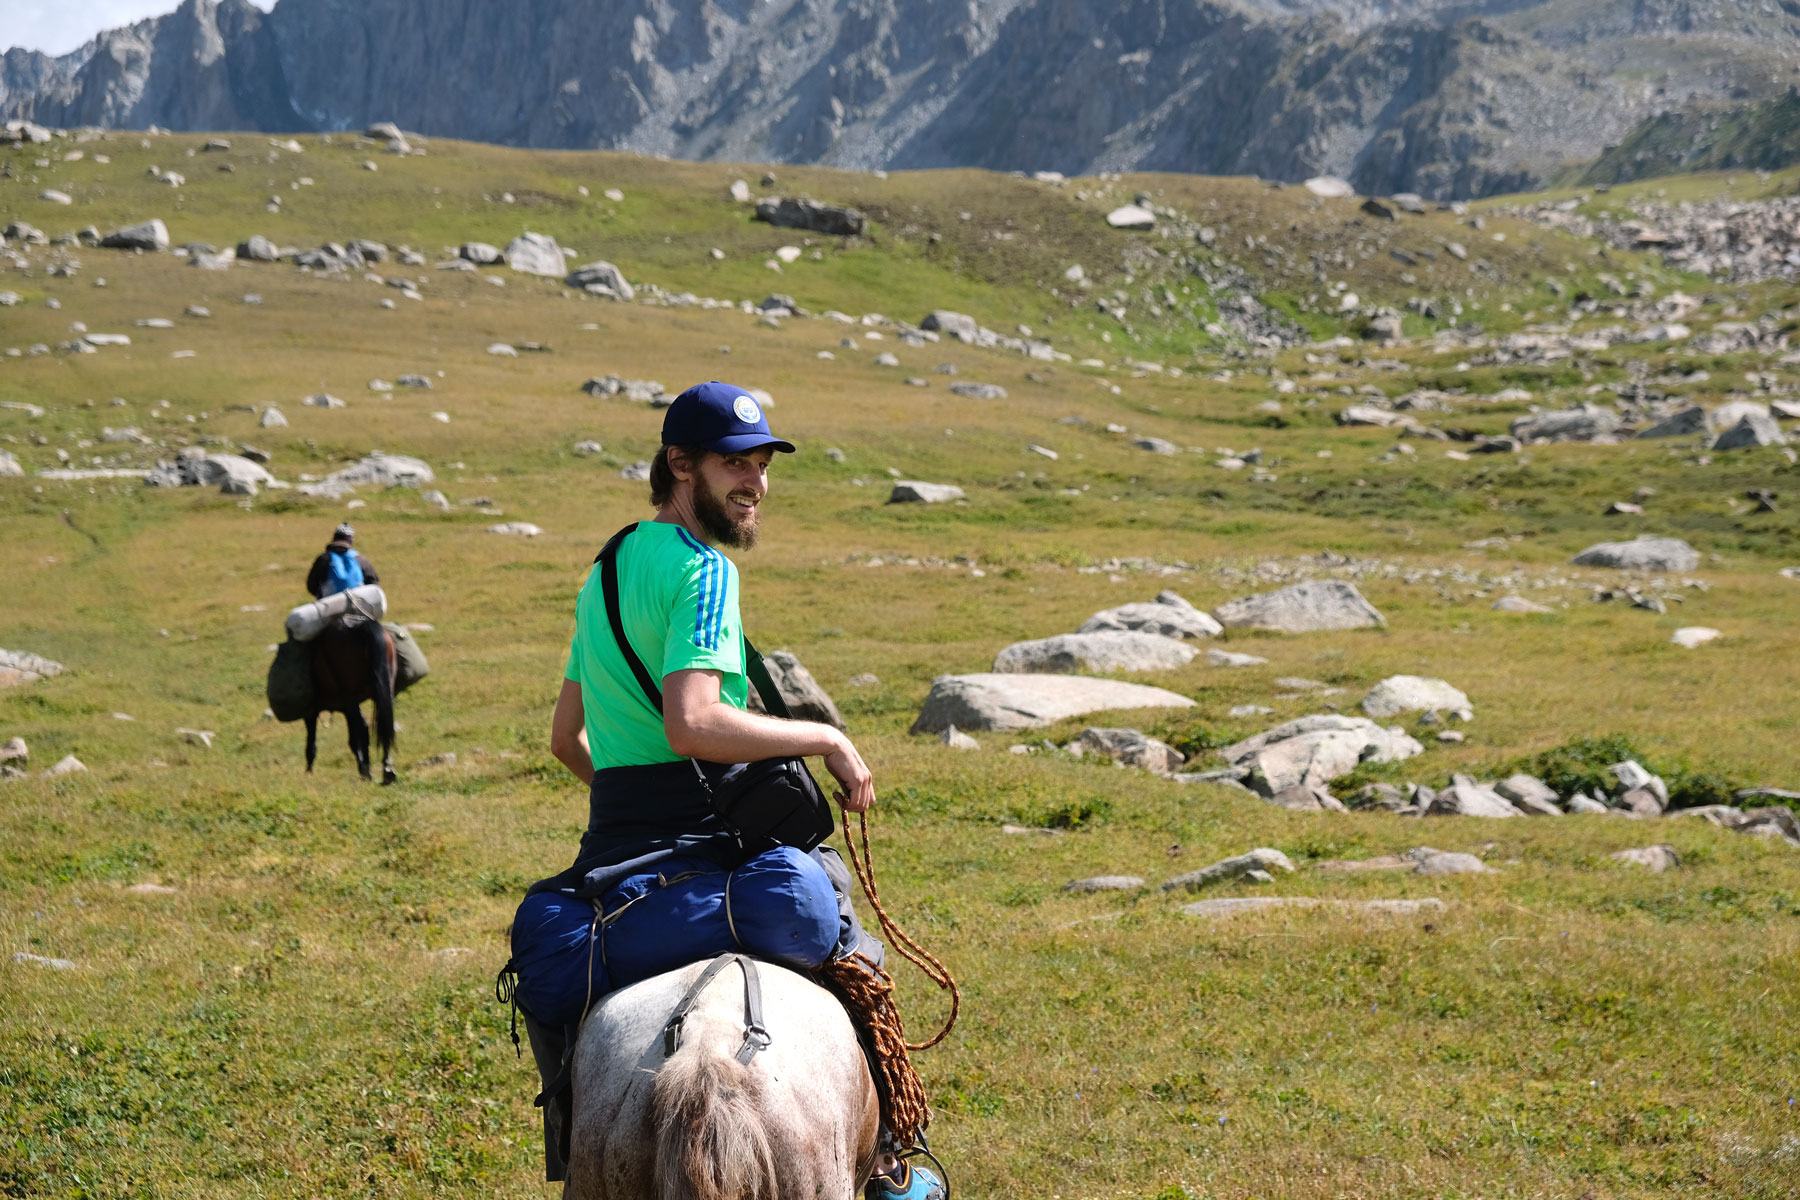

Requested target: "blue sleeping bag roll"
[
  {"left": 509, "top": 846, "right": 841, "bottom": 1028},
  {"left": 510, "top": 892, "right": 606, "bottom": 1027},
  {"left": 601, "top": 846, "right": 840, "bottom": 990}
]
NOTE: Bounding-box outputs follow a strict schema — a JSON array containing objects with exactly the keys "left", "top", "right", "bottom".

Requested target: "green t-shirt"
[{"left": 564, "top": 521, "right": 747, "bottom": 769}]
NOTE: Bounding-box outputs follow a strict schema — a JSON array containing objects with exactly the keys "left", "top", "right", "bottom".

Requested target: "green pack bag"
[
  {"left": 266, "top": 638, "right": 315, "bottom": 722},
  {"left": 385, "top": 623, "right": 430, "bottom": 694}
]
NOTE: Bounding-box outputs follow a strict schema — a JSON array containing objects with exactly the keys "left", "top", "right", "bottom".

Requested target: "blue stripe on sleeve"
[{"left": 675, "top": 528, "right": 722, "bottom": 649}]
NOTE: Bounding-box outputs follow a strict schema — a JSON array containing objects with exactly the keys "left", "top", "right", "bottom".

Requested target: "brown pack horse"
[{"left": 305, "top": 618, "right": 398, "bottom": 784}]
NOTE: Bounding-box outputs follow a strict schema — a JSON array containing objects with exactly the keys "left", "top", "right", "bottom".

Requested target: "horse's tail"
[
  {"left": 650, "top": 1046, "right": 777, "bottom": 1200},
  {"left": 360, "top": 619, "right": 396, "bottom": 752}
]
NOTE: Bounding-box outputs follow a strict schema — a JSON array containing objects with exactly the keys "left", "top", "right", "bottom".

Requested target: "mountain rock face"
[{"left": 6, "top": 0, "right": 1798, "bottom": 199}]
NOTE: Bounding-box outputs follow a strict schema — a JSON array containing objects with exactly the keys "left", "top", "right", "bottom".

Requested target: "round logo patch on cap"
[{"left": 733, "top": 394, "right": 762, "bottom": 424}]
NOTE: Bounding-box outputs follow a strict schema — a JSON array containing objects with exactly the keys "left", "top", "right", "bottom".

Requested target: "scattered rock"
[
  {"left": 1303, "top": 177, "right": 1355, "bottom": 198},
  {"left": 0, "top": 650, "right": 64, "bottom": 689},
  {"left": 1181, "top": 897, "right": 1446, "bottom": 919},
  {"left": 753, "top": 197, "right": 864, "bottom": 236},
  {"left": 920, "top": 311, "right": 979, "bottom": 342},
  {"left": 124, "top": 882, "right": 178, "bottom": 895},
  {"left": 1670, "top": 627, "right": 1720, "bottom": 649},
  {"left": 0, "top": 737, "right": 25, "bottom": 763},
  {"left": 100, "top": 219, "right": 170, "bottom": 251},
  {"left": 460, "top": 242, "right": 503, "bottom": 265},
  {"left": 486, "top": 522, "right": 542, "bottom": 537},
  {"left": 1360, "top": 676, "right": 1470, "bottom": 719},
  {"left": 504, "top": 232, "right": 565, "bottom": 277},
  {"left": 1070, "top": 727, "right": 1185, "bottom": 774},
  {"left": 1064, "top": 875, "right": 1145, "bottom": 893},
  {"left": 1571, "top": 536, "right": 1699, "bottom": 572},
  {"left": 994, "top": 631, "right": 1197, "bottom": 675},
  {"left": 1423, "top": 774, "right": 1519, "bottom": 818},
  {"left": 620, "top": 461, "right": 651, "bottom": 481},
  {"left": 176, "top": 728, "right": 216, "bottom": 748},
  {"left": 1495, "top": 774, "right": 1561, "bottom": 813},
  {"left": 1491, "top": 595, "right": 1551, "bottom": 614},
  {"left": 1611, "top": 845, "right": 1680, "bottom": 872},
  {"left": 1220, "top": 714, "right": 1423, "bottom": 797},
  {"left": 889, "top": 481, "right": 964, "bottom": 503},
  {"left": 12, "top": 952, "right": 76, "bottom": 970},
  {"left": 1161, "top": 847, "right": 1296, "bottom": 892},
  {"left": 300, "top": 452, "right": 434, "bottom": 497},
  {"left": 1412, "top": 850, "right": 1493, "bottom": 875},
  {"left": 1213, "top": 580, "right": 1385, "bottom": 633},
  {"left": 1567, "top": 795, "right": 1610, "bottom": 814},
  {"left": 940, "top": 724, "right": 980, "bottom": 750},
  {"left": 1105, "top": 205, "right": 1156, "bottom": 230},
  {"left": 46, "top": 754, "right": 86, "bottom": 777},
  {"left": 948, "top": 382, "right": 1007, "bottom": 400},
  {"left": 565, "top": 261, "right": 635, "bottom": 301},
  {"left": 1636, "top": 405, "right": 1707, "bottom": 439},
  {"left": 1132, "top": 436, "right": 1179, "bottom": 455},
  {"left": 744, "top": 651, "right": 845, "bottom": 730},
  {"left": 910, "top": 673, "right": 1195, "bottom": 734},
  {"left": 1712, "top": 412, "right": 1786, "bottom": 451},
  {"left": 1206, "top": 649, "right": 1267, "bottom": 667}
]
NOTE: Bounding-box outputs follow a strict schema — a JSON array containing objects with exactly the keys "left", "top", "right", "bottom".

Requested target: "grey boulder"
[
  {"left": 889, "top": 481, "right": 964, "bottom": 504},
  {"left": 0, "top": 649, "right": 65, "bottom": 689},
  {"left": 1080, "top": 591, "right": 1223, "bottom": 640},
  {"left": 1496, "top": 773, "right": 1562, "bottom": 814},
  {"left": 1635, "top": 405, "right": 1707, "bottom": 439},
  {"left": 948, "top": 382, "right": 1007, "bottom": 400},
  {"left": 920, "top": 311, "right": 979, "bottom": 343},
  {"left": 743, "top": 650, "right": 845, "bottom": 731},
  {"left": 504, "top": 232, "right": 565, "bottom": 277},
  {"left": 460, "top": 242, "right": 503, "bottom": 265},
  {"left": 753, "top": 197, "right": 864, "bottom": 237},
  {"left": 1070, "top": 727, "right": 1186, "bottom": 774},
  {"left": 1424, "top": 775, "right": 1519, "bottom": 818},
  {"left": 1571, "top": 536, "right": 1699, "bottom": 572},
  {"left": 1611, "top": 845, "right": 1680, "bottom": 872},
  {"left": 100, "top": 219, "right": 170, "bottom": 251},
  {"left": 1510, "top": 405, "right": 1620, "bottom": 444},
  {"left": 1712, "top": 411, "right": 1787, "bottom": 450},
  {"left": 1360, "top": 675, "right": 1470, "bottom": 719},
  {"left": 909, "top": 673, "right": 1194, "bottom": 734},
  {"left": 1412, "top": 850, "right": 1493, "bottom": 875},
  {"left": 1212, "top": 580, "right": 1386, "bottom": 632},
  {"left": 1161, "top": 847, "right": 1295, "bottom": 892},
  {"left": 1065, "top": 875, "right": 1145, "bottom": 893},
  {"left": 1219, "top": 714, "right": 1423, "bottom": 796},
  {"left": 237, "top": 234, "right": 280, "bottom": 261},
  {"left": 994, "top": 631, "right": 1196, "bottom": 674},
  {"left": 565, "top": 261, "right": 635, "bottom": 301}
]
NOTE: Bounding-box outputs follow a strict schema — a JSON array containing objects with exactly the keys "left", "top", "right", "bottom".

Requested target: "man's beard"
[{"left": 693, "top": 475, "right": 760, "bottom": 549}]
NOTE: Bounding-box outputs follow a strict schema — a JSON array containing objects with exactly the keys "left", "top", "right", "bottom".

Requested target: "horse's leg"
[
  {"left": 376, "top": 631, "right": 398, "bottom": 786},
  {"left": 346, "top": 705, "right": 371, "bottom": 780},
  {"left": 304, "top": 714, "right": 318, "bottom": 773}
]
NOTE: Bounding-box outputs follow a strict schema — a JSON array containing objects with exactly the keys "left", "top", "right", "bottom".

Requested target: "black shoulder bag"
[{"left": 596, "top": 524, "right": 835, "bottom": 853}]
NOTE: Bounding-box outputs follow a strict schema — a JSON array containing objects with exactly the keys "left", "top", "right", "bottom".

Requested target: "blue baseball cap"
[{"left": 661, "top": 381, "right": 795, "bottom": 454}]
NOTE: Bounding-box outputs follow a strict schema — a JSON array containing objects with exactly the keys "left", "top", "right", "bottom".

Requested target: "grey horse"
[{"left": 564, "top": 957, "right": 880, "bottom": 1199}]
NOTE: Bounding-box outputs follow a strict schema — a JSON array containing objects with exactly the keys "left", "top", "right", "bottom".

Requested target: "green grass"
[{"left": 2, "top": 134, "right": 1799, "bottom": 1198}]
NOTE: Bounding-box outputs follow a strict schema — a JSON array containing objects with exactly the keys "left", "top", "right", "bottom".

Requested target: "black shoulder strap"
[
  {"left": 655, "top": 953, "right": 770, "bottom": 1067},
  {"left": 597, "top": 523, "right": 664, "bottom": 715},
  {"left": 596, "top": 522, "right": 791, "bottom": 721}
]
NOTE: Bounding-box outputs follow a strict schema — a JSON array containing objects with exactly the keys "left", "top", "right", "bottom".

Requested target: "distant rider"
[{"left": 305, "top": 523, "right": 381, "bottom": 599}]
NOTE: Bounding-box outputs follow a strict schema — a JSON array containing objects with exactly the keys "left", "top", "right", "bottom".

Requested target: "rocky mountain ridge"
[{"left": 5, "top": 0, "right": 1799, "bottom": 199}]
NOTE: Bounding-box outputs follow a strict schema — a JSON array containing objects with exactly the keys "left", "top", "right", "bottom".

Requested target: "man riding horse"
[
  {"left": 305, "top": 522, "right": 380, "bottom": 600},
  {"left": 507, "top": 382, "right": 946, "bottom": 1198}
]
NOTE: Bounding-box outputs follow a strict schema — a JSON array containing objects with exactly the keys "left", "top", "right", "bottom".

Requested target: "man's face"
[{"left": 688, "top": 448, "right": 773, "bottom": 549}]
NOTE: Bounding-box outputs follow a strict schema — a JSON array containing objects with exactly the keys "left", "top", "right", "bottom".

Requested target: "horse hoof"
[{"left": 382, "top": 772, "right": 398, "bottom": 786}]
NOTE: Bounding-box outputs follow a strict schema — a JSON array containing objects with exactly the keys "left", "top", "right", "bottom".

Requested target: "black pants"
[{"left": 525, "top": 844, "right": 881, "bottom": 1182}]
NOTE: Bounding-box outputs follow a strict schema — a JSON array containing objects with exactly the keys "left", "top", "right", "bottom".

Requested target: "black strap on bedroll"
[
  {"left": 595, "top": 524, "right": 834, "bottom": 853},
  {"left": 648, "top": 952, "right": 770, "bottom": 1068}
]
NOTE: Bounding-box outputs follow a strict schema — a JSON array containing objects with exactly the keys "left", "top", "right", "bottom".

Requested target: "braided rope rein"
[{"left": 813, "top": 809, "right": 961, "bottom": 1146}]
